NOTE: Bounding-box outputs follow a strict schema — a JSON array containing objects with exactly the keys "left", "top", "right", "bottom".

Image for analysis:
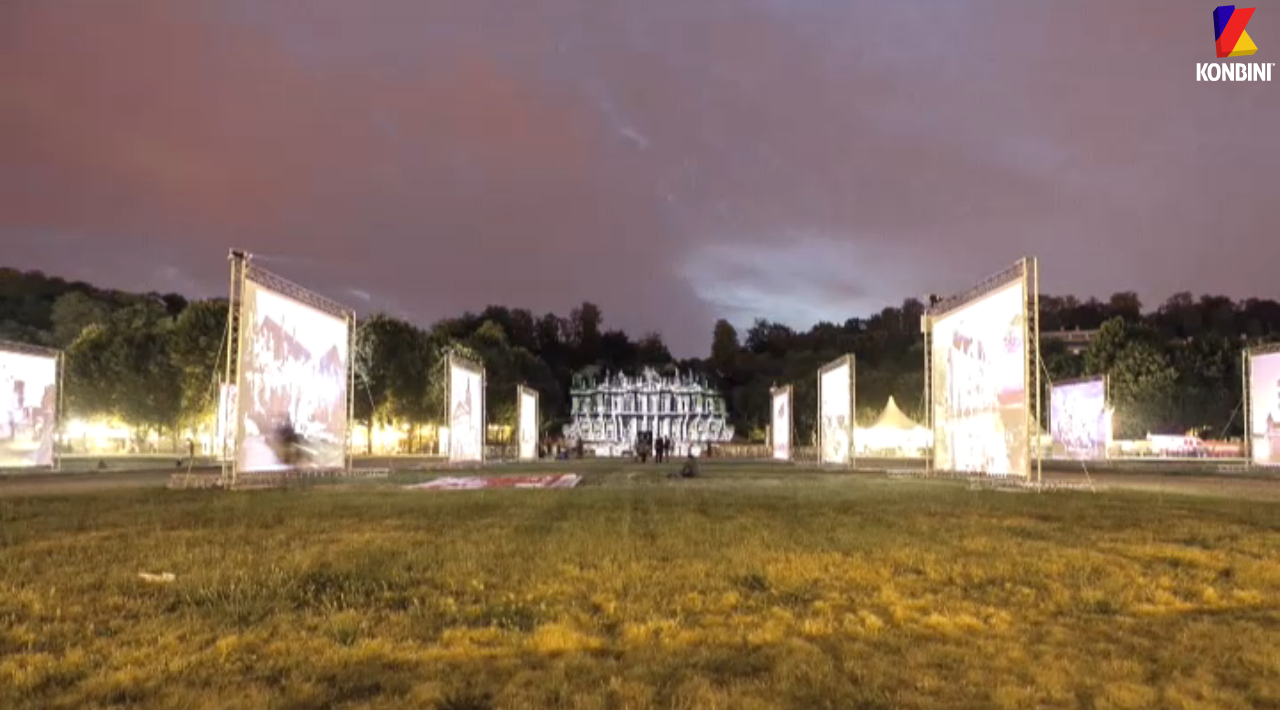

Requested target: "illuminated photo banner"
[
  {"left": 517, "top": 385, "right": 538, "bottom": 461},
  {"left": 448, "top": 355, "right": 485, "bottom": 463},
  {"left": 1050, "top": 377, "right": 1108, "bottom": 459},
  {"left": 235, "top": 278, "right": 350, "bottom": 473},
  {"left": 216, "top": 383, "right": 236, "bottom": 462},
  {"left": 818, "top": 355, "right": 855, "bottom": 465},
  {"left": 771, "top": 385, "right": 792, "bottom": 461},
  {"left": 930, "top": 273, "right": 1029, "bottom": 476},
  {"left": 1249, "top": 350, "right": 1280, "bottom": 467},
  {"left": 0, "top": 344, "right": 59, "bottom": 468}
]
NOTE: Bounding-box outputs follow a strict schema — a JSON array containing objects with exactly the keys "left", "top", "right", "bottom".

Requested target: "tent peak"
[{"left": 869, "top": 397, "right": 922, "bottom": 431}]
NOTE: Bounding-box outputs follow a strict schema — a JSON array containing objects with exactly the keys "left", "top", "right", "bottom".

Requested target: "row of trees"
[
  {"left": 0, "top": 269, "right": 687, "bottom": 448},
  {"left": 3, "top": 267, "right": 1279, "bottom": 445}
]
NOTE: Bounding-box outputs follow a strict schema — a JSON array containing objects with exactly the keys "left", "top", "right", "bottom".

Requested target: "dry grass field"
[{"left": 2, "top": 465, "right": 1279, "bottom": 710}]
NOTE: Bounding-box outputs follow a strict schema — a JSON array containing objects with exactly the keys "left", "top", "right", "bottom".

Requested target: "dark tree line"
[
  {"left": 3, "top": 267, "right": 1279, "bottom": 445},
  {"left": 719, "top": 291, "right": 1280, "bottom": 441},
  {"left": 708, "top": 300, "right": 928, "bottom": 442},
  {"left": 0, "top": 269, "right": 686, "bottom": 447},
  {"left": 1037, "top": 292, "right": 1278, "bottom": 439}
]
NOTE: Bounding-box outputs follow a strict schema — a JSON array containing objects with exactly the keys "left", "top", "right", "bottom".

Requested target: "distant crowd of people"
[
  {"left": 631, "top": 433, "right": 672, "bottom": 463},
  {"left": 543, "top": 437, "right": 585, "bottom": 460},
  {"left": 536, "top": 434, "right": 699, "bottom": 477}
]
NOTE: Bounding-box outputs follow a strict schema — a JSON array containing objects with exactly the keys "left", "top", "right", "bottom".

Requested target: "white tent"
[{"left": 856, "top": 396, "right": 931, "bottom": 456}]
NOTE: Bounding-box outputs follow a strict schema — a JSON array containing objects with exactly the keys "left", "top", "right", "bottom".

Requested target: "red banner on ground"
[{"left": 405, "top": 474, "right": 582, "bottom": 491}]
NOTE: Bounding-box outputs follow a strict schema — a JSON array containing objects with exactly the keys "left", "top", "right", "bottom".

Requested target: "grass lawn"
[{"left": 2, "top": 465, "right": 1279, "bottom": 710}]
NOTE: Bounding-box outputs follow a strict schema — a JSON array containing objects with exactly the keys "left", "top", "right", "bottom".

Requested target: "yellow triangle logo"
[{"left": 1229, "top": 29, "right": 1258, "bottom": 57}]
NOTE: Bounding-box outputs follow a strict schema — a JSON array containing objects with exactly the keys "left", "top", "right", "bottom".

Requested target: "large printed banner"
[
  {"left": 1250, "top": 351, "right": 1280, "bottom": 466},
  {"left": 216, "top": 383, "right": 237, "bottom": 461},
  {"left": 0, "top": 346, "right": 58, "bottom": 468},
  {"left": 818, "top": 355, "right": 854, "bottom": 465},
  {"left": 448, "top": 356, "right": 484, "bottom": 463},
  {"left": 771, "top": 386, "right": 792, "bottom": 460},
  {"left": 930, "top": 278, "right": 1028, "bottom": 476},
  {"left": 518, "top": 385, "right": 538, "bottom": 461},
  {"left": 1050, "top": 378, "right": 1108, "bottom": 459},
  {"left": 236, "top": 279, "right": 349, "bottom": 472},
  {"left": 406, "top": 474, "right": 581, "bottom": 490}
]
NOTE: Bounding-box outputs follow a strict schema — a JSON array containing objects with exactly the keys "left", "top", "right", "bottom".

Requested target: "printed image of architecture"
[
  {"left": 451, "top": 379, "right": 480, "bottom": 461},
  {"left": 563, "top": 367, "right": 734, "bottom": 457}
]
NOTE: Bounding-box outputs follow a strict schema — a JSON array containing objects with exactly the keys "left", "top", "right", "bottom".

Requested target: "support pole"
[
  {"left": 849, "top": 354, "right": 857, "bottom": 470},
  {"left": 223, "top": 250, "right": 249, "bottom": 486},
  {"left": 222, "top": 254, "right": 237, "bottom": 483},
  {"left": 789, "top": 388, "right": 794, "bottom": 463},
  {"left": 921, "top": 312, "right": 932, "bottom": 473},
  {"left": 1022, "top": 257, "right": 1031, "bottom": 482},
  {"left": 1032, "top": 257, "right": 1042, "bottom": 484},
  {"left": 1104, "top": 373, "right": 1112, "bottom": 461},
  {"left": 444, "top": 353, "right": 453, "bottom": 462},
  {"left": 1242, "top": 349, "right": 1250, "bottom": 466},
  {"left": 346, "top": 311, "right": 357, "bottom": 473},
  {"left": 55, "top": 351, "right": 65, "bottom": 472},
  {"left": 816, "top": 365, "right": 823, "bottom": 465}
]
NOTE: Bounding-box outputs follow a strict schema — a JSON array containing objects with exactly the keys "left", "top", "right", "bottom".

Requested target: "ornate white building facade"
[{"left": 563, "top": 367, "right": 734, "bottom": 456}]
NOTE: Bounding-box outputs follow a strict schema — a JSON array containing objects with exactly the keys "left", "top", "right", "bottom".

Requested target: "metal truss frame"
[
  {"left": 222, "top": 250, "right": 356, "bottom": 485},
  {"left": 923, "top": 258, "right": 1040, "bottom": 480},
  {"left": 1243, "top": 341, "right": 1280, "bottom": 467}
]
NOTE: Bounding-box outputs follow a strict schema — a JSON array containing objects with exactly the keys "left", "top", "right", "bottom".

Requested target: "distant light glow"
[{"left": 682, "top": 235, "right": 909, "bottom": 328}]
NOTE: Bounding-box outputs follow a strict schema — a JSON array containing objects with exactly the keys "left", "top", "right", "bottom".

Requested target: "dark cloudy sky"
[{"left": 3, "top": 0, "right": 1278, "bottom": 355}]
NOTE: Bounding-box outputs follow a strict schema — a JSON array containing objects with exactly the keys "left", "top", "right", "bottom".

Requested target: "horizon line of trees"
[{"left": 4, "top": 267, "right": 1280, "bottom": 447}]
